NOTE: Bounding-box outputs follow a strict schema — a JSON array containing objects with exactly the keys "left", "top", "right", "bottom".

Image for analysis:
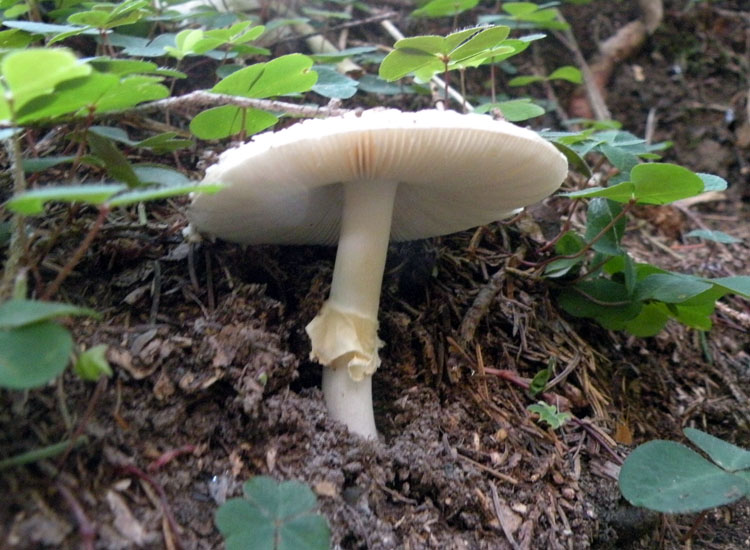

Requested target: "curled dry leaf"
[{"left": 106, "top": 489, "right": 151, "bottom": 546}]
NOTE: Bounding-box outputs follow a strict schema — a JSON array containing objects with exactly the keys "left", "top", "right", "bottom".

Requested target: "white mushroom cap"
[
  {"left": 188, "top": 108, "right": 568, "bottom": 245},
  {"left": 189, "top": 108, "right": 568, "bottom": 440}
]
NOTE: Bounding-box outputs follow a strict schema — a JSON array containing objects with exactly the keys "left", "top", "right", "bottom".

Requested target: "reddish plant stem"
[
  {"left": 41, "top": 204, "right": 110, "bottom": 301},
  {"left": 484, "top": 367, "right": 571, "bottom": 410},
  {"left": 147, "top": 445, "right": 197, "bottom": 473},
  {"left": 537, "top": 198, "right": 583, "bottom": 253},
  {"left": 530, "top": 198, "right": 637, "bottom": 271},
  {"left": 56, "top": 482, "right": 96, "bottom": 550},
  {"left": 681, "top": 510, "right": 709, "bottom": 543},
  {"left": 490, "top": 64, "right": 496, "bottom": 103}
]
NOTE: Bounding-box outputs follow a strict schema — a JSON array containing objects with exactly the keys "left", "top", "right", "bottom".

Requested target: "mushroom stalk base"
[
  {"left": 306, "top": 179, "right": 398, "bottom": 439},
  {"left": 322, "top": 364, "right": 376, "bottom": 440}
]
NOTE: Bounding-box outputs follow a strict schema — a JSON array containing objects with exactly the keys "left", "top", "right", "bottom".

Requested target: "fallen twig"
[{"left": 128, "top": 90, "right": 352, "bottom": 119}]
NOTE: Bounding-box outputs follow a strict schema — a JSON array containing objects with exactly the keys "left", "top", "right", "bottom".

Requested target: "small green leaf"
[
  {"left": 88, "top": 132, "right": 141, "bottom": 187},
  {"left": 441, "top": 27, "right": 482, "bottom": 53},
  {"left": 379, "top": 27, "right": 508, "bottom": 82},
  {"left": 2, "top": 20, "right": 98, "bottom": 36},
  {"left": 0, "top": 29, "right": 34, "bottom": 49},
  {"left": 544, "top": 257, "right": 583, "bottom": 278},
  {"left": 412, "top": 0, "right": 480, "bottom": 17},
  {"left": 619, "top": 440, "right": 749, "bottom": 513},
  {"left": 378, "top": 47, "right": 442, "bottom": 82},
  {"left": 698, "top": 173, "right": 728, "bottom": 192},
  {"left": 3, "top": 3, "right": 28, "bottom": 18},
  {"left": 528, "top": 367, "right": 550, "bottom": 397},
  {"left": 684, "top": 428, "right": 750, "bottom": 472},
  {"left": 710, "top": 276, "right": 750, "bottom": 298},
  {"left": 5, "top": 184, "right": 126, "bottom": 215},
  {"left": 547, "top": 65, "right": 582, "bottom": 83},
  {"left": 0, "top": 48, "right": 91, "bottom": 122},
  {"left": 356, "top": 74, "right": 414, "bottom": 95},
  {"left": 544, "top": 231, "right": 586, "bottom": 278},
  {"left": 108, "top": 32, "right": 177, "bottom": 58},
  {"left": 552, "top": 141, "right": 591, "bottom": 178},
  {"left": 558, "top": 279, "right": 642, "bottom": 328},
  {"left": 67, "top": 10, "right": 110, "bottom": 27},
  {"left": 216, "top": 476, "right": 330, "bottom": 550},
  {"left": 503, "top": 2, "right": 540, "bottom": 16},
  {"left": 685, "top": 229, "right": 740, "bottom": 244},
  {"left": 621, "top": 302, "right": 669, "bottom": 337},
  {"left": 87, "top": 58, "right": 157, "bottom": 76},
  {"left": 0, "top": 299, "right": 99, "bottom": 329},
  {"left": 166, "top": 28, "right": 225, "bottom": 59},
  {"left": 22, "top": 156, "right": 76, "bottom": 173},
  {"left": 73, "top": 344, "right": 112, "bottom": 381},
  {"left": 131, "top": 165, "right": 190, "bottom": 186},
  {"left": 213, "top": 54, "right": 317, "bottom": 98},
  {"left": 584, "top": 198, "right": 625, "bottom": 255},
  {"left": 474, "top": 98, "right": 545, "bottom": 122},
  {"left": 16, "top": 72, "right": 169, "bottom": 123},
  {"left": 634, "top": 273, "right": 713, "bottom": 303},
  {"left": 555, "top": 231, "right": 587, "bottom": 256},
  {"left": 190, "top": 106, "right": 278, "bottom": 140},
  {"left": 599, "top": 143, "right": 638, "bottom": 174},
  {"left": 564, "top": 163, "right": 704, "bottom": 205},
  {"left": 311, "top": 66, "right": 358, "bottom": 99},
  {"left": 108, "top": 182, "right": 223, "bottom": 207},
  {"left": 623, "top": 162, "right": 705, "bottom": 203},
  {"left": 89, "top": 126, "right": 138, "bottom": 146},
  {"left": 309, "top": 46, "right": 376, "bottom": 63},
  {"left": 136, "top": 132, "right": 193, "bottom": 153},
  {"left": 508, "top": 74, "right": 544, "bottom": 86},
  {"left": 94, "top": 75, "right": 170, "bottom": 113},
  {"left": 449, "top": 26, "right": 510, "bottom": 63},
  {"left": 670, "top": 300, "right": 716, "bottom": 331},
  {"left": 0, "top": 321, "right": 73, "bottom": 389},
  {"left": 527, "top": 402, "right": 571, "bottom": 430}
]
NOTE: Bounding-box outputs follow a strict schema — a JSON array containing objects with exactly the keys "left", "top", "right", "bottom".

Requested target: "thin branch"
[
  {"left": 0, "top": 93, "right": 355, "bottom": 131},
  {"left": 128, "top": 91, "right": 354, "bottom": 118},
  {"left": 554, "top": 13, "right": 611, "bottom": 121}
]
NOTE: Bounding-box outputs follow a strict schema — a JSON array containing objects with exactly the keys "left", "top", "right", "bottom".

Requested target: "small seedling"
[
  {"left": 528, "top": 401, "right": 572, "bottom": 430},
  {"left": 619, "top": 428, "right": 750, "bottom": 513},
  {"left": 74, "top": 344, "right": 113, "bottom": 381},
  {"left": 216, "top": 476, "right": 331, "bottom": 550}
]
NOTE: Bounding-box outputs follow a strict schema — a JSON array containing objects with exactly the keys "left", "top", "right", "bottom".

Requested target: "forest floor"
[{"left": 1, "top": 1, "right": 749, "bottom": 549}]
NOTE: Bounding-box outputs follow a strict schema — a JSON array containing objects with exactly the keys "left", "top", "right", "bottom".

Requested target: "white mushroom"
[{"left": 189, "top": 108, "right": 568, "bottom": 439}]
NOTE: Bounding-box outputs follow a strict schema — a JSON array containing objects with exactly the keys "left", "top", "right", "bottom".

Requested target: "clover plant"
[
  {"left": 620, "top": 428, "right": 750, "bottom": 513},
  {"left": 216, "top": 476, "right": 331, "bottom": 550}
]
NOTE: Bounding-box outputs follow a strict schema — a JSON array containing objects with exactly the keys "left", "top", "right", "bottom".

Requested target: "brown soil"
[{"left": 2, "top": 1, "right": 749, "bottom": 549}]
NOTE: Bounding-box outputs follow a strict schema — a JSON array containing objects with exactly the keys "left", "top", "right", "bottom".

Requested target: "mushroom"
[{"left": 188, "top": 108, "right": 568, "bottom": 439}]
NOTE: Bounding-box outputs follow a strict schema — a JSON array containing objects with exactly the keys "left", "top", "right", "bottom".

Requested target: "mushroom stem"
[
  {"left": 306, "top": 179, "right": 398, "bottom": 439},
  {"left": 322, "top": 364, "right": 376, "bottom": 439},
  {"left": 329, "top": 180, "right": 397, "bottom": 319}
]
